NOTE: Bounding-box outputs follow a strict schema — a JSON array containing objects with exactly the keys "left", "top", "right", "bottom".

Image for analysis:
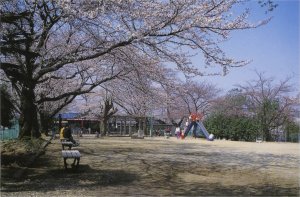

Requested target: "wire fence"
[{"left": 0, "top": 119, "right": 19, "bottom": 140}]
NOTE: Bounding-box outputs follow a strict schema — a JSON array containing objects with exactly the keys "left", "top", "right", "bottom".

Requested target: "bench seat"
[{"left": 62, "top": 150, "right": 81, "bottom": 170}]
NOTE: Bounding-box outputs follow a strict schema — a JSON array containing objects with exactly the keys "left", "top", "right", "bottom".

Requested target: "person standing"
[
  {"left": 175, "top": 127, "right": 181, "bottom": 139},
  {"left": 51, "top": 128, "right": 56, "bottom": 140}
]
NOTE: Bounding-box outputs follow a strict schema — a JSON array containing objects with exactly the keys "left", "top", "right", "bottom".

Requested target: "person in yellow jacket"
[
  {"left": 60, "top": 126, "right": 65, "bottom": 141},
  {"left": 60, "top": 124, "right": 79, "bottom": 146}
]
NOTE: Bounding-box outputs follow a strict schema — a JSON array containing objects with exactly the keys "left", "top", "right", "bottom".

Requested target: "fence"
[{"left": 0, "top": 119, "right": 19, "bottom": 140}]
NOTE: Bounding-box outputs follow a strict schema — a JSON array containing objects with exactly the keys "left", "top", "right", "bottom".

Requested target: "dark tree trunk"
[
  {"left": 18, "top": 88, "right": 40, "bottom": 139},
  {"left": 100, "top": 117, "right": 109, "bottom": 136},
  {"left": 40, "top": 112, "right": 50, "bottom": 136},
  {"left": 170, "top": 117, "right": 184, "bottom": 127},
  {"left": 143, "top": 117, "right": 147, "bottom": 135},
  {"left": 39, "top": 94, "right": 50, "bottom": 135},
  {"left": 260, "top": 114, "right": 272, "bottom": 141},
  {"left": 264, "top": 128, "right": 272, "bottom": 141},
  {"left": 100, "top": 98, "right": 117, "bottom": 136}
]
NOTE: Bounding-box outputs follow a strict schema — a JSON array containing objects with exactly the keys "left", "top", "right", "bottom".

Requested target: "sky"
[{"left": 192, "top": 0, "right": 299, "bottom": 95}]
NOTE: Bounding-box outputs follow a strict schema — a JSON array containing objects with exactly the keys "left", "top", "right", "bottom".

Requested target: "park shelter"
[{"left": 55, "top": 113, "right": 172, "bottom": 136}]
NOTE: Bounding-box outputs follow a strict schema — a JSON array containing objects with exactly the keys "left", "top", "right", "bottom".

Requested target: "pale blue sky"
[{"left": 193, "top": 0, "right": 299, "bottom": 95}]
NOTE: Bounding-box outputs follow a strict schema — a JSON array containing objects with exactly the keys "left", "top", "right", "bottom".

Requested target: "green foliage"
[
  {"left": 0, "top": 85, "right": 15, "bottom": 127},
  {"left": 206, "top": 89, "right": 258, "bottom": 141},
  {"left": 284, "top": 120, "right": 300, "bottom": 142},
  {"left": 204, "top": 113, "right": 258, "bottom": 141},
  {"left": 255, "top": 98, "right": 284, "bottom": 141},
  {"left": 90, "top": 122, "right": 100, "bottom": 133}
]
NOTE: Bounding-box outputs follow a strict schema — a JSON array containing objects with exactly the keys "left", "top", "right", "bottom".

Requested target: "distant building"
[{"left": 55, "top": 113, "right": 172, "bottom": 136}]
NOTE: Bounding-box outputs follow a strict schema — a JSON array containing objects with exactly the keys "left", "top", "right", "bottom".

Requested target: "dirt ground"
[{"left": 1, "top": 136, "right": 299, "bottom": 196}]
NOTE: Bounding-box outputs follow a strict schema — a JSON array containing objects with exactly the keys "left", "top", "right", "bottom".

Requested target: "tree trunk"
[
  {"left": 99, "top": 98, "right": 117, "bottom": 136},
  {"left": 264, "top": 128, "right": 272, "bottom": 141},
  {"left": 143, "top": 117, "right": 147, "bottom": 136},
  {"left": 100, "top": 117, "right": 109, "bottom": 136},
  {"left": 138, "top": 118, "right": 143, "bottom": 137},
  {"left": 40, "top": 111, "right": 53, "bottom": 136},
  {"left": 19, "top": 88, "right": 40, "bottom": 139}
]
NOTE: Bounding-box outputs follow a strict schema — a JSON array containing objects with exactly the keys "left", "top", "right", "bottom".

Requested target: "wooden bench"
[
  {"left": 61, "top": 141, "right": 73, "bottom": 150},
  {"left": 62, "top": 150, "right": 81, "bottom": 170}
]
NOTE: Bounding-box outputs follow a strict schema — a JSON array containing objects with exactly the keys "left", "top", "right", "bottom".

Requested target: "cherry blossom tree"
[
  {"left": 79, "top": 90, "right": 118, "bottom": 136},
  {"left": 210, "top": 88, "right": 248, "bottom": 117},
  {"left": 179, "top": 81, "right": 220, "bottom": 115},
  {"left": 162, "top": 80, "right": 220, "bottom": 128},
  {"left": 1, "top": 0, "right": 269, "bottom": 138},
  {"left": 71, "top": 54, "right": 173, "bottom": 136},
  {"left": 101, "top": 60, "right": 175, "bottom": 136}
]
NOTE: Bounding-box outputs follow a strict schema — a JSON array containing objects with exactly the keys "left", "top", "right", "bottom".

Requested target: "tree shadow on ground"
[
  {"left": 1, "top": 152, "right": 38, "bottom": 167},
  {"left": 151, "top": 181, "right": 299, "bottom": 196},
  {"left": 2, "top": 164, "right": 138, "bottom": 193},
  {"left": 2, "top": 138, "right": 299, "bottom": 196}
]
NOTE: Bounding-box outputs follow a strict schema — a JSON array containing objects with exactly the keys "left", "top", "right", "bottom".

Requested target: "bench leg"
[
  {"left": 76, "top": 158, "right": 80, "bottom": 168},
  {"left": 71, "top": 158, "right": 80, "bottom": 168},
  {"left": 72, "top": 158, "right": 76, "bottom": 166},
  {"left": 63, "top": 157, "right": 80, "bottom": 170},
  {"left": 63, "top": 158, "right": 67, "bottom": 170}
]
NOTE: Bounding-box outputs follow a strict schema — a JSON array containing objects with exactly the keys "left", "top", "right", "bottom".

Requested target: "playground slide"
[{"left": 196, "top": 122, "right": 212, "bottom": 140}]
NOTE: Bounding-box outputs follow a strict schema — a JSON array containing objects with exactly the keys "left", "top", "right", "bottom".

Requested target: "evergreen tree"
[{"left": 0, "top": 85, "right": 15, "bottom": 127}]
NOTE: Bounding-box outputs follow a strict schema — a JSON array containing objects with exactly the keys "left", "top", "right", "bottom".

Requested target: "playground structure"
[{"left": 183, "top": 113, "right": 214, "bottom": 141}]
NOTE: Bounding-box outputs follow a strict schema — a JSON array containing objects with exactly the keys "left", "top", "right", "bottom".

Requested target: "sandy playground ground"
[{"left": 1, "top": 136, "right": 300, "bottom": 196}]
